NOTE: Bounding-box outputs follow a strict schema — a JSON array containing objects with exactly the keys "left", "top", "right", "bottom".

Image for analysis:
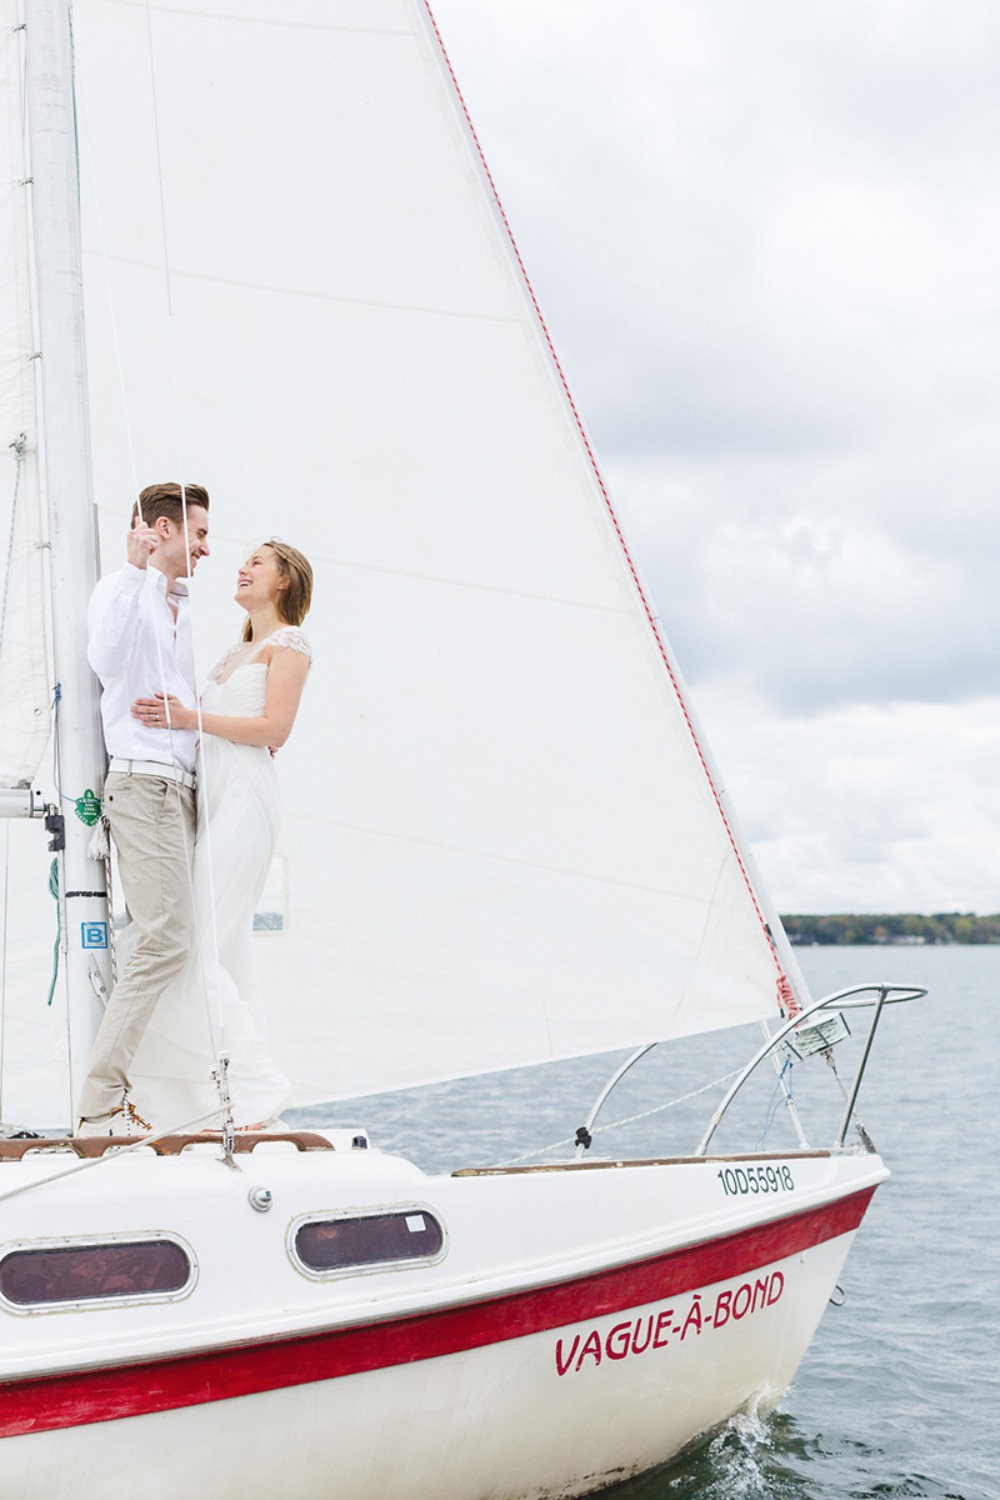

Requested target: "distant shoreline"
[{"left": 781, "top": 913, "right": 1000, "bottom": 945}]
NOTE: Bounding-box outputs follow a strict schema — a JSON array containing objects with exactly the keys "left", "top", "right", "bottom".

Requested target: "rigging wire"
[
  {"left": 0, "top": 435, "right": 27, "bottom": 657},
  {"left": 142, "top": 0, "right": 229, "bottom": 1065},
  {"left": 494, "top": 1067, "right": 744, "bottom": 1168},
  {"left": 143, "top": 0, "right": 174, "bottom": 320},
  {"left": 756, "top": 1057, "right": 794, "bottom": 1151}
]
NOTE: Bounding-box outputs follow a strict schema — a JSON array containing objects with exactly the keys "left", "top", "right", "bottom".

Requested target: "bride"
[{"left": 129, "top": 538, "right": 313, "bottom": 1131}]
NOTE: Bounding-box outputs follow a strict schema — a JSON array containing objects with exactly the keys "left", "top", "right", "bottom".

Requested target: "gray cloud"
[
  {"left": 436, "top": 1, "right": 1000, "bottom": 483},
  {"left": 429, "top": 1, "right": 1000, "bottom": 907},
  {"left": 441, "top": 2, "right": 1000, "bottom": 714},
  {"left": 612, "top": 455, "right": 1000, "bottom": 714}
]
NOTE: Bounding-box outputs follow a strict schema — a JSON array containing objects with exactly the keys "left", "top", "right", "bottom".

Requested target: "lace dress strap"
[
  {"left": 266, "top": 626, "right": 312, "bottom": 660},
  {"left": 208, "top": 642, "right": 245, "bottom": 683}
]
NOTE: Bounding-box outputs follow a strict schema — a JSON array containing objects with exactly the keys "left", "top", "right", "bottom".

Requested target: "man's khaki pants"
[{"left": 77, "top": 771, "right": 196, "bottom": 1120}]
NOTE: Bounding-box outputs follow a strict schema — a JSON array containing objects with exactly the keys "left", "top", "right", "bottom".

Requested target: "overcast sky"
[{"left": 429, "top": 0, "right": 1000, "bottom": 914}]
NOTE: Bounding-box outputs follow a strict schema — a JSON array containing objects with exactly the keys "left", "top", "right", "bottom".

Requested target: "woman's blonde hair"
[{"left": 242, "top": 539, "right": 314, "bottom": 641}]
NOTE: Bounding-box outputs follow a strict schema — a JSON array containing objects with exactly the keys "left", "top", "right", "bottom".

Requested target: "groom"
[{"left": 76, "top": 483, "right": 210, "bottom": 1136}]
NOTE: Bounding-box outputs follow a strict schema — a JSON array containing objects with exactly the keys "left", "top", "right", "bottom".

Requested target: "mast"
[{"left": 26, "top": 0, "right": 111, "bottom": 1119}]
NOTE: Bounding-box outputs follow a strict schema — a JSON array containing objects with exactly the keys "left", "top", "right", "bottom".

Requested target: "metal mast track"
[{"left": 25, "top": 0, "right": 111, "bottom": 1114}]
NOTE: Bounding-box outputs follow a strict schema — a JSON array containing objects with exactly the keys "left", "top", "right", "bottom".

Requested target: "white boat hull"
[{"left": 0, "top": 1137, "right": 884, "bottom": 1499}]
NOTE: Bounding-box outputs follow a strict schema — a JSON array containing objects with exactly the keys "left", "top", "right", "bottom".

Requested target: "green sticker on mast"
[{"left": 74, "top": 790, "right": 101, "bottom": 827}]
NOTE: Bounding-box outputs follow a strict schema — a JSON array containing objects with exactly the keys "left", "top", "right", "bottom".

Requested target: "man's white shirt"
[{"left": 87, "top": 563, "right": 199, "bottom": 773}]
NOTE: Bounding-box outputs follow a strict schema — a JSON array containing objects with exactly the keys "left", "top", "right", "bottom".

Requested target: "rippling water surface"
[{"left": 300, "top": 945, "right": 998, "bottom": 1500}]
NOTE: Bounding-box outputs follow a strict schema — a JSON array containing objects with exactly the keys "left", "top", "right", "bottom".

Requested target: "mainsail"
[{"left": 3, "top": 0, "right": 806, "bottom": 1121}]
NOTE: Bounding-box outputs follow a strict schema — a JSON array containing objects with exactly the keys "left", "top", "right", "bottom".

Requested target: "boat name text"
[{"left": 554, "top": 1270, "right": 785, "bottom": 1375}]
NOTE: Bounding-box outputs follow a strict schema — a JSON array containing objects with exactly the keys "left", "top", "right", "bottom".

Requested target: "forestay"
[{"left": 4, "top": 0, "right": 807, "bottom": 1121}]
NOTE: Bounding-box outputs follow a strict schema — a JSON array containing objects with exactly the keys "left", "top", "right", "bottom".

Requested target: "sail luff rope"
[{"left": 422, "top": 1, "right": 796, "bottom": 1013}]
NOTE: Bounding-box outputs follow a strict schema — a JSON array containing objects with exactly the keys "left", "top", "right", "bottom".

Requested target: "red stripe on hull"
[{"left": 0, "top": 1187, "right": 874, "bottom": 1437}]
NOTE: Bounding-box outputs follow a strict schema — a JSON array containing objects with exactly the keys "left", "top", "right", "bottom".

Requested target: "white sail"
[
  {"left": 0, "top": 14, "right": 50, "bottom": 790},
  {"left": 2, "top": 0, "right": 805, "bottom": 1118}
]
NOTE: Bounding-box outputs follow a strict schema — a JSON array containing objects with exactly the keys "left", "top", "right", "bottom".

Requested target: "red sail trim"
[
  {"left": 421, "top": 1, "right": 790, "bottom": 994},
  {"left": 0, "top": 1187, "right": 874, "bottom": 1437},
  {"left": 777, "top": 972, "right": 800, "bottom": 1019}
]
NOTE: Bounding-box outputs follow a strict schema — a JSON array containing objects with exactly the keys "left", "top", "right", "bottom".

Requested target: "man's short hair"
[{"left": 131, "top": 483, "right": 210, "bottom": 529}]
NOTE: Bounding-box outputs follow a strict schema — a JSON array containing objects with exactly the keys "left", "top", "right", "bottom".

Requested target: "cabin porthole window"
[
  {"left": 291, "top": 1207, "right": 446, "bottom": 1278},
  {"left": 0, "top": 1235, "right": 196, "bottom": 1312}
]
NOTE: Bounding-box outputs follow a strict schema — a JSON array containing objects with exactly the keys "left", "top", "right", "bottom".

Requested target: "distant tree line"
[{"left": 781, "top": 913, "right": 1000, "bottom": 945}]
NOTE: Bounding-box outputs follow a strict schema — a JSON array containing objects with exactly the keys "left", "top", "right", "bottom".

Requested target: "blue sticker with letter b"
[{"left": 81, "top": 921, "right": 108, "bottom": 950}]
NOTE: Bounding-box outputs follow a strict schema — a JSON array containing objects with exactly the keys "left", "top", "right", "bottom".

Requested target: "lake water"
[{"left": 300, "top": 944, "right": 998, "bottom": 1500}]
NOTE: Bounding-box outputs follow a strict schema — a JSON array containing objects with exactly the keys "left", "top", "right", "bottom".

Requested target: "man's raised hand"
[{"left": 126, "top": 515, "right": 160, "bottom": 569}]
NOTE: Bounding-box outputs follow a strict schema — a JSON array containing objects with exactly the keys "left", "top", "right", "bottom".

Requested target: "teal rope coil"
[{"left": 47, "top": 858, "right": 60, "bottom": 1007}]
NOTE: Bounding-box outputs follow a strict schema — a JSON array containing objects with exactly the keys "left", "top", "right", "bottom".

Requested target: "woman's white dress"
[{"left": 131, "top": 627, "right": 310, "bottom": 1129}]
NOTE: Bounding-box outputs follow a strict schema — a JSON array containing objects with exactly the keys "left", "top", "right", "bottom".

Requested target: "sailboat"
[{"left": 0, "top": 2, "right": 921, "bottom": 1496}]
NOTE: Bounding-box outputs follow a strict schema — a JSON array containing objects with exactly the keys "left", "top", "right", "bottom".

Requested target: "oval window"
[
  {"left": 0, "top": 1239, "right": 192, "bottom": 1307},
  {"left": 295, "top": 1210, "right": 444, "bottom": 1273}
]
